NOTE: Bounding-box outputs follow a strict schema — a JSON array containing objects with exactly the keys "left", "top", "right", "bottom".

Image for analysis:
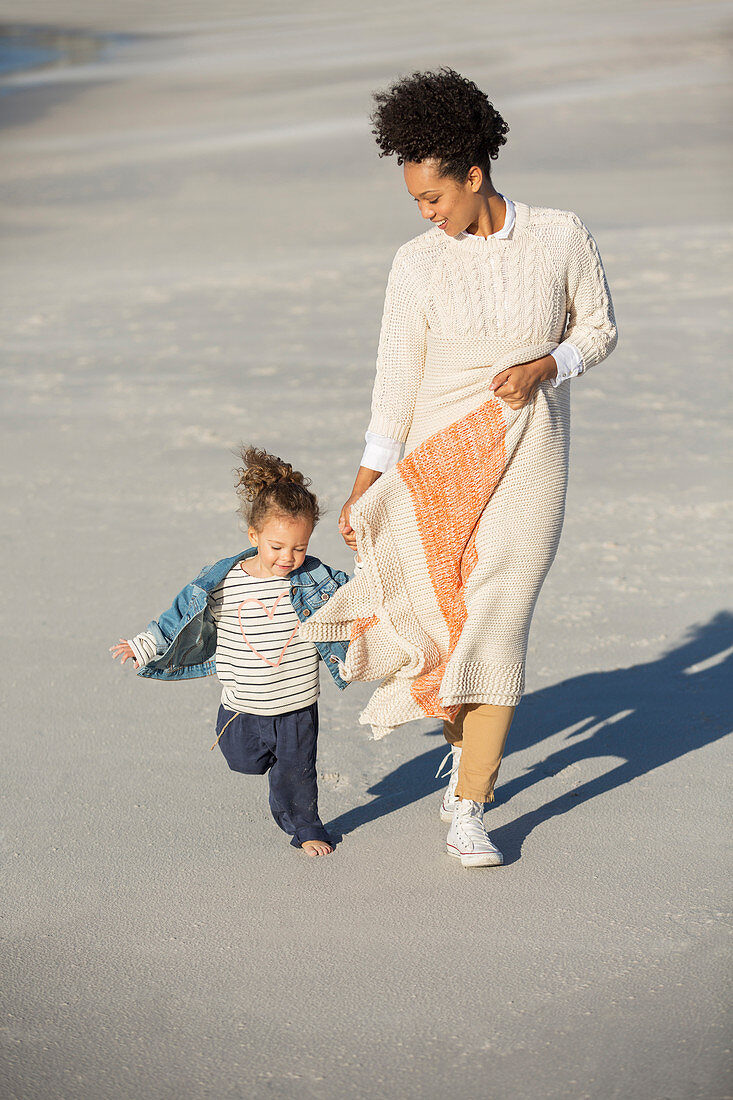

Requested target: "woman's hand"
[
  {"left": 339, "top": 495, "right": 360, "bottom": 551},
  {"left": 110, "top": 639, "right": 139, "bottom": 668},
  {"left": 489, "top": 355, "right": 557, "bottom": 409},
  {"left": 339, "top": 466, "right": 383, "bottom": 550}
]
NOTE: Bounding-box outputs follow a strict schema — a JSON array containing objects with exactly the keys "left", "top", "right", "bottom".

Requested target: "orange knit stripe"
[
  {"left": 350, "top": 614, "right": 379, "bottom": 642},
  {"left": 399, "top": 398, "right": 507, "bottom": 717}
]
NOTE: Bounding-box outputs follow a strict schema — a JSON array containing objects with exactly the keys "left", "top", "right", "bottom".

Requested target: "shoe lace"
[
  {"left": 456, "top": 799, "right": 483, "bottom": 821},
  {"left": 435, "top": 746, "right": 461, "bottom": 781},
  {"left": 454, "top": 801, "right": 496, "bottom": 848},
  {"left": 435, "top": 749, "right": 453, "bottom": 780}
]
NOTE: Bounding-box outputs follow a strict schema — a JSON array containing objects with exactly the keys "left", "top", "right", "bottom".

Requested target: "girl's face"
[
  {"left": 248, "top": 513, "right": 313, "bottom": 578},
  {"left": 403, "top": 158, "right": 482, "bottom": 237}
]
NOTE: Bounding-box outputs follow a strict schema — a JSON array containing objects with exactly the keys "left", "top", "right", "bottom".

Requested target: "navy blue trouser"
[{"left": 215, "top": 702, "right": 330, "bottom": 848}]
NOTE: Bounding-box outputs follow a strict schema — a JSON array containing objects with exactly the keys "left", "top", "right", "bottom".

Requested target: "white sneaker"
[
  {"left": 435, "top": 745, "right": 462, "bottom": 822},
  {"left": 446, "top": 799, "right": 503, "bottom": 867}
]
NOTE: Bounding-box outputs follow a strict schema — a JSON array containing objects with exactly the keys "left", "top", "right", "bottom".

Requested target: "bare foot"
[{"left": 301, "top": 840, "right": 333, "bottom": 857}]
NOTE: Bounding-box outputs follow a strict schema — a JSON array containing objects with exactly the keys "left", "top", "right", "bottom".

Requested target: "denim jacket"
[{"left": 136, "top": 547, "right": 351, "bottom": 690}]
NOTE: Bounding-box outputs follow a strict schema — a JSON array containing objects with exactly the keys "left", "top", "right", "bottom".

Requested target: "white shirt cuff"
[
  {"left": 128, "top": 631, "right": 159, "bottom": 668},
  {"left": 360, "top": 432, "right": 402, "bottom": 473},
  {"left": 551, "top": 342, "right": 584, "bottom": 386}
]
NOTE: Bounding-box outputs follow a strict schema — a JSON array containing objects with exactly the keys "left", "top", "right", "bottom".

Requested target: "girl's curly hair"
[
  {"left": 371, "top": 68, "right": 508, "bottom": 181},
  {"left": 235, "top": 446, "right": 320, "bottom": 531}
]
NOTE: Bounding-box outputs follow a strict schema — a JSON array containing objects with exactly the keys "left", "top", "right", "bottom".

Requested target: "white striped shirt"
[{"left": 129, "top": 562, "right": 320, "bottom": 716}]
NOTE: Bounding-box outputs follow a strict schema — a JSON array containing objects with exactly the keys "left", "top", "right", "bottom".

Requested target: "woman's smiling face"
[{"left": 403, "top": 159, "right": 482, "bottom": 237}]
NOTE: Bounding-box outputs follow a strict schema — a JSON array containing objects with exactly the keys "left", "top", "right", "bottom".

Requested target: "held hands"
[
  {"left": 339, "top": 467, "right": 382, "bottom": 550},
  {"left": 110, "top": 639, "right": 139, "bottom": 669},
  {"left": 338, "top": 496, "right": 360, "bottom": 552},
  {"left": 489, "top": 355, "right": 557, "bottom": 410}
]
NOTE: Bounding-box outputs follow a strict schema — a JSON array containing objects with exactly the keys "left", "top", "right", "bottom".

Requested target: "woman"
[{"left": 301, "top": 69, "right": 617, "bottom": 867}]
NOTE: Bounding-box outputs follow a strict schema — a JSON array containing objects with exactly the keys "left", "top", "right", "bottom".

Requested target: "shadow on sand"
[{"left": 325, "top": 612, "right": 732, "bottom": 862}]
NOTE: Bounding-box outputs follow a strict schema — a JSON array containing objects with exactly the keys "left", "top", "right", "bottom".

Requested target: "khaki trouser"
[{"left": 443, "top": 704, "right": 515, "bottom": 803}]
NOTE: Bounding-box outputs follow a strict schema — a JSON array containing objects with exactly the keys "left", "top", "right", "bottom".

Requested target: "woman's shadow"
[{"left": 325, "top": 611, "right": 732, "bottom": 862}]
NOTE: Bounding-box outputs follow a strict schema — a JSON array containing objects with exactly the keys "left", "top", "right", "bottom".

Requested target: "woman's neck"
[{"left": 465, "top": 189, "right": 506, "bottom": 239}]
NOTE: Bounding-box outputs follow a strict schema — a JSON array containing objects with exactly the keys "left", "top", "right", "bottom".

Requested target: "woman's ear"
[{"left": 467, "top": 165, "right": 484, "bottom": 192}]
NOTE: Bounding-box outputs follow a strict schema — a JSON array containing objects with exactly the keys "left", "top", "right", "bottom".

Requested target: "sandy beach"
[{"left": 2, "top": 2, "right": 731, "bottom": 1097}]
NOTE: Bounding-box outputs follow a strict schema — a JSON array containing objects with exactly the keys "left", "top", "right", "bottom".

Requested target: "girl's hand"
[
  {"left": 489, "top": 355, "right": 557, "bottom": 410},
  {"left": 110, "top": 639, "right": 139, "bottom": 669}
]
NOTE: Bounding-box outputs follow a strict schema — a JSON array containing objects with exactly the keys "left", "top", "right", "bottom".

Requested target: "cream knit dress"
[{"left": 302, "top": 201, "right": 617, "bottom": 738}]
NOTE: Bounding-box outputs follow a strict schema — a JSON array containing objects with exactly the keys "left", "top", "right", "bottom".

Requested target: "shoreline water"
[{"left": 0, "top": 23, "right": 120, "bottom": 83}]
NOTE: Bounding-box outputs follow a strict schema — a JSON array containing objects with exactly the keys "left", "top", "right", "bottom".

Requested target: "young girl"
[{"left": 110, "top": 447, "right": 350, "bottom": 857}]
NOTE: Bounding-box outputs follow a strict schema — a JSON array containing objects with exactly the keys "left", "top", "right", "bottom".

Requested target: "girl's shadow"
[{"left": 326, "top": 612, "right": 732, "bottom": 861}]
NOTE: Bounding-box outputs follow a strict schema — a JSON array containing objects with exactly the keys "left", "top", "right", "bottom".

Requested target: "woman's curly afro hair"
[{"left": 371, "top": 68, "right": 508, "bottom": 182}]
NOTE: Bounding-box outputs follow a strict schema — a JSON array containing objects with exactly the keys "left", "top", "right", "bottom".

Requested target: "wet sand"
[{"left": 1, "top": 3, "right": 731, "bottom": 1098}]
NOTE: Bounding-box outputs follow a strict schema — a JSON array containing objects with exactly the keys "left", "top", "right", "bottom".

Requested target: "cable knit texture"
[{"left": 300, "top": 202, "right": 616, "bottom": 738}]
